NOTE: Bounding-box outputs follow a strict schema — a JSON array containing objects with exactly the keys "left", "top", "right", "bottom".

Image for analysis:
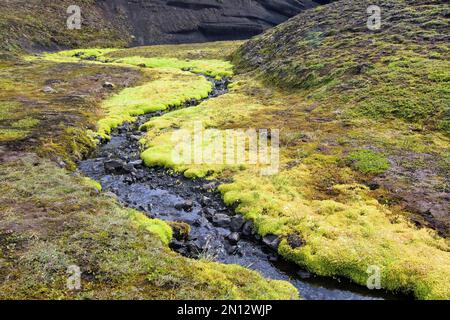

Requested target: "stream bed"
[{"left": 78, "top": 77, "right": 404, "bottom": 300}]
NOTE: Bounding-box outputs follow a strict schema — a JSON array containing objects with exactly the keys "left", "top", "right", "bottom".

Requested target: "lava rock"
[
  {"left": 130, "top": 135, "right": 141, "bottom": 141},
  {"left": 212, "top": 214, "right": 231, "bottom": 228},
  {"left": 287, "top": 234, "right": 304, "bottom": 249},
  {"left": 262, "top": 234, "right": 280, "bottom": 251},
  {"left": 122, "top": 163, "right": 136, "bottom": 173},
  {"left": 224, "top": 242, "right": 238, "bottom": 255},
  {"left": 170, "top": 240, "right": 189, "bottom": 256},
  {"left": 187, "top": 236, "right": 208, "bottom": 254},
  {"left": 200, "top": 195, "right": 211, "bottom": 207},
  {"left": 267, "top": 253, "right": 279, "bottom": 262},
  {"left": 230, "top": 215, "right": 245, "bottom": 232},
  {"left": 203, "top": 207, "right": 216, "bottom": 219},
  {"left": 242, "top": 220, "right": 255, "bottom": 237},
  {"left": 226, "top": 232, "right": 241, "bottom": 245},
  {"left": 201, "top": 182, "right": 217, "bottom": 191},
  {"left": 129, "top": 159, "right": 143, "bottom": 167},
  {"left": 175, "top": 200, "right": 194, "bottom": 212},
  {"left": 98, "top": 0, "right": 324, "bottom": 46},
  {"left": 104, "top": 160, "right": 125, "bottom": 173}
]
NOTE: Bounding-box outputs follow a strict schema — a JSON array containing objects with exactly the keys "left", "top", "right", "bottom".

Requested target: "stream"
[{"left": 78, "top": 76, "right": 404, "bottom": 300}]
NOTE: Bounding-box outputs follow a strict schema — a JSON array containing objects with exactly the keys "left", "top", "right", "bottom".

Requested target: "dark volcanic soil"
[{"left": 99, "top": 0, "right": 332, "bottom": 45}]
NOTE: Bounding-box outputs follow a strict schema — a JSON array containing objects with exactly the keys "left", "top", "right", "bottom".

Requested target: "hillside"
[
  {"left": 0, "top": 0, "right": 449, "bottom": 301},
  {"left": 0, "top": 0, "right": 330, "bottom": 52},
  {"left": 234, "top": 0, "right": 450, "bottom": 233}
]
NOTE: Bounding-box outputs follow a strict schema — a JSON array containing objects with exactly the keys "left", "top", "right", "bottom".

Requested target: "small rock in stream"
[
  {"left": 212, "top": 214, "right": 231, "bottom": 228},
  {"left": 203, "top": 207, "right": 216, "bottom": 219},
  {"left": 201, "top": 182, "right": 217, "bottom": 191},
  {"left": 174, "top": 200, "right": 194, "bottom": 212},
  {"left": 130, "top": 135, "right": 141, "bottom": 141},
  {"left": 123, "top": 163, "right": 137, "bottom": 173},
  {"left": 262, "top": 234, "right": 280, "bottom": 251},
  {"left": 242, "top": 220, "right": 255, "bottom": 237},
  {"left": 224, "top": 242, "right": 238, "bottom": 255},
  {"left": 226, "top": 232, "right": 241, "bottom": 245},
  {"left": 104, "top": 160, "right": 125, "bottom": 173},
  {"left": 230, "top": 215, "right": 245, "bottom": 232}
]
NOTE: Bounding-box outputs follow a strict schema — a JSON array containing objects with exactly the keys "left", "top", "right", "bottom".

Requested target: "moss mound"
[{"left": 234, "top": 0, "right": 450, "bottom": 136}]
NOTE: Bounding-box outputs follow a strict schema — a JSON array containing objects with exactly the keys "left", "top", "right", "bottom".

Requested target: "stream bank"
[{"left": 79, "top": 76, "right": 405, "bottom": 300}]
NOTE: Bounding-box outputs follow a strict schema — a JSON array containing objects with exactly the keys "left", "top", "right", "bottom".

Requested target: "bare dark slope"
[
  {"left": 98, "top": 0, "right": 331, "bottom": 45},
  {"left": 0, "top": 0, "right": 331, "bottom": 51}
]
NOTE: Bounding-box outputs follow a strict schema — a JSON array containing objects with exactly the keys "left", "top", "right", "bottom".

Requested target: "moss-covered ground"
[
  {"left": 0, "top": 154, "right": 296, "bottom": 299},
  {"left": 136, "top": 2, "right": 449, "bottom": 299},
  {"left": 0, "top": 45, "right": 298, "bottom": 299},
  {"left": 0, "top": 0, "right": 130, "bottom": 52},
  {"left": 1, "top": 0, "right": 448, "bottom": 300}
]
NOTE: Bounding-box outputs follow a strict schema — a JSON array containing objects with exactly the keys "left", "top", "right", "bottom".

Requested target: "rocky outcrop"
[{"left": 97, "top": 0, "right": 331, "bottom": 45}]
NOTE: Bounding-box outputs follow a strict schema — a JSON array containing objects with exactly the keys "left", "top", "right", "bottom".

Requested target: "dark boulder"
[
  {"left": 104, "top": 159, "right": 125, "bottom": 173},
  {"left": 212, "top": 214, "right": 231, "bottom": 228},
  {"left": 226, "top": 232, "right": 241, "bottom": 245},
  {"left": 242, "top": 220, "right": 255, "bottom": 237},
  {"left": 262, "top": 234, "right": 280, "bottom": 251},
  {"left": 230, "top": 215, "right": 246, "bottom": 232}
]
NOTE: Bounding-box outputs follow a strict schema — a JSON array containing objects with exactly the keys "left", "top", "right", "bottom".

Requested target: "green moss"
[
  {"left": 138, "top": 71, "right": 450, "bottom": 299},
  {"left": 346, "top": 150, "right": 390, "bottom": 174},
  {"left": 235, "top": 0, "right": 450, "bottom": 136},
  {"left": 0, "top": 101, "right": 21, "bottom": 120},
  {"left": 40, "top": 49, "right": 234, "bottom": 79},
  {"left": 97, "top": 68, "right": 212, "bottom": 139},
  {"left": 11, "top": 117, "right": 40, "bottom": 128},
  {"left": 128, "top": 210, "right": 173, "bottom": 245},
  {"left": 0, "top": 1, "right": 130, "bottom": 52},
  {"left": 0, "top": 128, "right": 29, "bottom": 141},
  {"left": 115, "top": 56, "right": 233, "bottom": 79},
  {"left": 82, "top": 177, "right": 102, "bottom": 192}
]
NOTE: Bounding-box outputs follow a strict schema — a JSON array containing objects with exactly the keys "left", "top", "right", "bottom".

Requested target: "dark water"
[{"left": 78, "top": 77, "right": 406, "bottom": 300}]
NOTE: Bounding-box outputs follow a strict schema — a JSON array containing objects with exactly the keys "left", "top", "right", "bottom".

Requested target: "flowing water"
[{"left": 79, "top": 77, "right": 406, "bottom": 300}]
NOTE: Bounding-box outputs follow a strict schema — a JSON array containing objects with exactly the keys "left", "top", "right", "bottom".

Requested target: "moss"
[
  {"left": 346, "top": 150, "right": 390, "bottom": 175},
  {"left": 235, "top": 0, "right": 450, "bottom": 136},
  {"left": 97, "top": 68, "right": 213, "bottom": 139},
  {"left": 128, "top": 210, "right": 173, "bottom": 245},
  {"left": 0, "top": 156, "right": 298, "bottom": 299},
  {"left": 115, "top": 56, "right": 233, "bottom": 79},
  {"left": 0, "top": 0, "right": 130, "bottom": 52},
  {"left": 138, "top": 71, "right": 450, "bottom": 299},
  {"left": 40, "top": 49, "right": 234, "bottom": 79},
  {"left": 107, "top": 41, "right": 243, "bottom": 61},
  {"left": 0, "top": 128, "right": 29, "bottom": 141},
  {"left": 168, "top": 222, "right": 191, "bottom": 241}
]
